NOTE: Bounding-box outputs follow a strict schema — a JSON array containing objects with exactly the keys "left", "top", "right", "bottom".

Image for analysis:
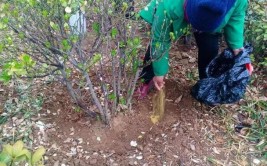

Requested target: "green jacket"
[{"left": 139, "top": 0, "right": 248, "bottom": 76}]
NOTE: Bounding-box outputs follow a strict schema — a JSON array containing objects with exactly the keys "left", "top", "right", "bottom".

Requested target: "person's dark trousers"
[
  {"left": 140, "top": 32, "right": 220, "bottom": 83},
  {"left": 194, "top": 32, "right": 220, "bottom": 79},
  {"left": 140, "top": 45, "right": 155, "bottom": 84}
]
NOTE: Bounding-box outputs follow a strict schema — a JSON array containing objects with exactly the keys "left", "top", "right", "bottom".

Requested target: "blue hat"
[{"left": 186, "top": 0, "right": 236, "bottom": 32}]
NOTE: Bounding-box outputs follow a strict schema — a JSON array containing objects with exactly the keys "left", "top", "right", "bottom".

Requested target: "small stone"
[
  {"left": 190, "top": 144, "right": 195, "bottom": 151},
  {"left": 136, "top": 156, "right": 143, "bottom": 160},
  {"left": 181, "top": 52, "right": 189, "bottom": 58},
  {"left": 130, "top": 141, "right": 138, "bottom": 147},
  {"left": 77, "top": 138, "right": 83, "bottom": 144},
  {"left": 253, "top": 159, "right": 261, "bottom": 165},
  {"left": 173, "top": 155, "right": 179, "bottom": 158}
]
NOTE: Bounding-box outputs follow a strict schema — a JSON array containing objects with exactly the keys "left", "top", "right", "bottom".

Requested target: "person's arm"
[
  {"left": 224, "top": 0, "right": 248, "bottom": 55},
  {"left": 139, "top": 0, "right": 173, "bottom": 90}
]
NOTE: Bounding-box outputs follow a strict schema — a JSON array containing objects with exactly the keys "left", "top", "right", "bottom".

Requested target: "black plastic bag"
[{"left": 191, "top": 46, "right": 253, "bottom": 105}]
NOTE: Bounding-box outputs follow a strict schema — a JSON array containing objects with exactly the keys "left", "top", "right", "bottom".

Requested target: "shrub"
[
  {"left": 245, "top": 0, "right": 267, "bottom": 62},
  {"left": 0, "top": 0, "right": 145, "bottom": 124}
]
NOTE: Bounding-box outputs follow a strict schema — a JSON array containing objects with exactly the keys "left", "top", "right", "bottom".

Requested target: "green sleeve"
[
  {"left": 224, "top": 0, "right": 248, "bottom": 49},
  {"left": 151, "top": 40, "right": 171, "bottom": 76},
  {"left": 139, "top": 0, "right": 172, "bottom": 76},
  {"left": 139, "top": 0, "right": 157, "bottom": 25}
]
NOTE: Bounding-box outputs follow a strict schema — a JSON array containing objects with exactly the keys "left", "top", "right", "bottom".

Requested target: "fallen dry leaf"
[
  {"left": 212, "top": 147, "right": 221, "bottom": 154},
  {"left": 175, "top": 95, "right": 183, "bottom": 104}
]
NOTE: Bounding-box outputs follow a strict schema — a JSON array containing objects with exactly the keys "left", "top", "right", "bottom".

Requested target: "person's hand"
[
  {"left": 153, "top": 76, "right": 165, "bottom": 90},
  {"left": 233, "top": 47, "right": 244, "bottom": 55}
]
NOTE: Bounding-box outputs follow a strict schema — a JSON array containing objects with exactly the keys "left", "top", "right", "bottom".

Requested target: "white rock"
[
  {"left": 136, "top": 156, "right": 143, "bottom": 160},
  {"left": 130, "top": 141, "right": 138, "bottom": 147},
  {"left": 78, "top": 138, "right": 83, "bottom": 144},
  {"left": 253, "top": 159, "right": 261, "bottom": 165}
]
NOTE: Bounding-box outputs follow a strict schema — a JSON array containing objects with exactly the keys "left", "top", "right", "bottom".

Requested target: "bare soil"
[{"left": 33, "top": 44, "right": 237, "bottom": 166}]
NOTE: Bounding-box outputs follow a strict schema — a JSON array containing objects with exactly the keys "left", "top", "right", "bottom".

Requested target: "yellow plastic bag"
[{"left": 150, "top": 87, "right": 166, "bottom": 124}]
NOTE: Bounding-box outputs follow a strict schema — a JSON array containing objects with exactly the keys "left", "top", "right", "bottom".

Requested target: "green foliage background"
[{"left": 245, "top": 0, "right": 267, "bottom": 63}]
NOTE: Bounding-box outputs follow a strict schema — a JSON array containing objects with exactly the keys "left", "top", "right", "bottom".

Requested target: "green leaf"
[
  {"left": 0, "top": 22, "right": 7, "bottom": 29},
  {"left": 18, "top": 32, "right": 25, "bottom": 39},
  {"left": 6, "top": 37, "right": 13, "bottom": 45},
  {"left": 61, "top": 39, "right": 71, "bottom": 51},
  {"left": 0, "top": 116, "right": 8, "bottom": 125},
  {"left": 111, "top": 49, "right": 117, "bottom": 57},
  {"left": 3, "top": 145, "right": 12, "bottom": 156},
  {"left": 0, "top": 152, "right": 11, "bottom": 163},
  {"left": 111, "top": 28, "right": 118, "bottom": 39},
  {"left": 12, "top": 141, "right": 24, "bottom": 157},
  {"left": 2, "top": 17, "right": 8, "bottom": 23},
  {"left": 42, "top": 10, "right": 48, "bottom": 17},
  {"left": 45, "top": 41, "right": 51, "bottom": 48},
  {"left": 108, "top": 93, "right": 116, "bottom": 100},
  {"left": 122, "top": 2, "right": 128, "bottom": 11},
  {"left": 170, "top": 32, "right": 175, "bottom": 41},
  {"left": 0, "top": 43, "right": 4, "bottom": 53},
  {"left": 0, "top": 72, "right": 11, "bottom": 83},
  {"left": 8, "top": 62, "right": 27, "bottom": 76},
  {"left": 15, "top": 149, "right": 31, "bottom": 161},
  {"left": 133, "top": 37, "right": 140, "bottom": 45},
  {"left": 92, "top": 53, "right": 101, "bottom": 64},
  {"left": 31, "top": 147, "right": 45, "bottom": 165},
  {"left": 14, "top": 155, "right": 26, "bottom": 163},
  {"left": 29, "top": 0, "right": 36, "bottom": 7},
  {"left": 92, "top": 22, "right": 100, "bottom": 35},
  {"left": 20, "top": 54, "right": 33, "bottom": 65}
]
